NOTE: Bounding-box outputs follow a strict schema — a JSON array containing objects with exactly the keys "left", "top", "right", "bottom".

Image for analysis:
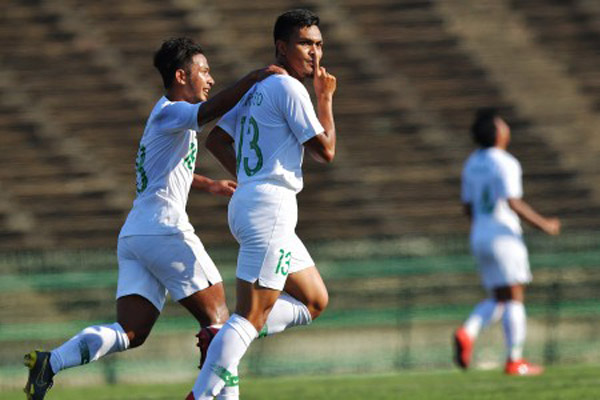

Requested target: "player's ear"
[
  {"left": 174, "top": 68, "right": 187, "bottom": 86},
  {"left": 275, "top": 40, "right": 287, "bottom": 57}
]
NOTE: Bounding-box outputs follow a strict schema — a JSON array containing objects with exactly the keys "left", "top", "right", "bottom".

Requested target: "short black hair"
[
  {"left": 273, "top": 9, "right": 320, "bottom": 44},
  {"left": 471, "top": 108, "right": 499, "bottom": 148},
  {"left": 153, "top": 37, "right": 204, "bottom": 89}
]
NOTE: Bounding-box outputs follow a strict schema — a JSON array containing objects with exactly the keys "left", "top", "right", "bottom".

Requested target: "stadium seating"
[{"left": 0, "top": 0, "right": 599, "bottom": 249}]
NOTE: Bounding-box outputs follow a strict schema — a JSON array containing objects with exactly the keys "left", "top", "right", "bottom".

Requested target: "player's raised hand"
[
  {"left": 253, "top": 64, "right": 288, "bottom": 81},
  {"left": 312, "top": 53, "right": 336, "bottom": 99},
  {"left": 208, "top": 179, "right": 237, "bottom": 197}
]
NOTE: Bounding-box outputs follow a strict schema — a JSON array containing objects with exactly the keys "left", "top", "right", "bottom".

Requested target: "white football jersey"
[
  {"left": 461, "top": 148, "right": 523, "bottom": 237},
  {"left": 217, "top": 75, "right": 324, "bottom": 193},
  {"left": 119, "top": 96, "right": 203, "bottom": 237}
]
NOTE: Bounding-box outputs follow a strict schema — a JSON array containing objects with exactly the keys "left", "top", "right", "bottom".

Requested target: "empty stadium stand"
[{"left": 0, "top": 0, "right": 598, "bottom": 250}]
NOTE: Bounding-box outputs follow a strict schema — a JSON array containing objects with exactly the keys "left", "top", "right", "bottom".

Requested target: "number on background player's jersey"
[
  {"left": 480, "top": 185, "right": 495, "bottom": 214},
  {"left": 135, "top": 145, "right": 148, "bottom": 194}
]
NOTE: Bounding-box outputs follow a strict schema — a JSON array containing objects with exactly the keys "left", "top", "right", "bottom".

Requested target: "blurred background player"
[
  {"left": 23, "top": 37, "right": 284, "bottom": 400},
  {"left": 454, "top": 108, "right": 561, "bottom": 376},
  {"left": 186, "top": 9, "right": 336, "bottom": 399}
]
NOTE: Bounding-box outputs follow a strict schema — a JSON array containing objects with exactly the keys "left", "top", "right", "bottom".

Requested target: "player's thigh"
[
  {"left": 136, "top": 233, "right": 223, "bottom": 303},
  {"left": 285, "top": 266, "right": 328, "bottom": 317},
  {"left": 284, "top": 236, "right": 328, "bottom": 314},
  {"left": 117, "top": 237, "right": 167, "bottom": 313},
  {"left": 473, "top": 235, "right": 530, "bottom": 290},
  {"left": 230, "top": 185, "right": 298, "bottom": 291},
  {"left": 491, "top": 236, "right": 531, "bottom": 285}
]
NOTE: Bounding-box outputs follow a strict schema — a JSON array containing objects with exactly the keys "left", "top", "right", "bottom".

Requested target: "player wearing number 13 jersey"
[
  {"left": 188, "top": 9, "right": 337, "bottom": 399},
  {"left": 453, "top": 108, "right": 560, "bottom": 376},
  {"left": 217, "top": 74, "right": 323, "bottom": 288},
  {"left": 23, "top": 37, "right": 285, "bottom": 400}
]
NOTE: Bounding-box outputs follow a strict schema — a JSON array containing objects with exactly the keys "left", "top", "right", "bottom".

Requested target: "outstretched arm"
[
  {"left": 191, "top": 174, "right": 237, "bottom": 197},
  {"left": 205, "top": 127, "right": 237, "bottom": 179},
  {"left": 508, "top": 198, "right": 561, "bottom": 235},
  {"left": 197, "top": 65, "right": 286, "bottom": 126},
  {"left": 304, "top": 53, "right": 337, "bottom": 163}
]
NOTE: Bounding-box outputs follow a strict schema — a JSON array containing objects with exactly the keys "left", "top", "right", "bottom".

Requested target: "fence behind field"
[{"left": 0, "top": 232, "right": 598, "bottom": 389}]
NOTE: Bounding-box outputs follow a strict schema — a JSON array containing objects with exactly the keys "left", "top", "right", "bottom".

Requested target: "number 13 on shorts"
[{"left": 275, "top": 249, "right": 291, "bottom": 276}]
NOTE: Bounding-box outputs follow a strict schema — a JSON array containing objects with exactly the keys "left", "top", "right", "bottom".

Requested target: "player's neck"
[
  {"left": 165, "top": 85, "right": 190, "bottom": 102},
  {"left": 276, "top": 59, "right": 304, "bottom": 82},
  {"left": 165, "top": 90, "right": 183, "bottom": 102}
]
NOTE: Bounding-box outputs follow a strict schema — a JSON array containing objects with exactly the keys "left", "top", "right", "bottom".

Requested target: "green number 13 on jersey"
[{"left": 237, "top": 115, "right": 263, "bottom": 177}]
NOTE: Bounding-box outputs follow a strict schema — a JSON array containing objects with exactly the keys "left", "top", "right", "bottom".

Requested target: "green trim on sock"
[
  {"left": 258, "top": 324, "right": 268, "bottom": 339},
  {"left": 211, "top": 364, "right": 239, "bottom": 387}
]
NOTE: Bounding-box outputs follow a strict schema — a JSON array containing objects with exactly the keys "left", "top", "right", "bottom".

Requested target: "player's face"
[
  {"left": 280, "top": 25, "right": 323, "bottom": 79},
  {"left": 186, "top": 53, "right": 215, "bottom": 103}
]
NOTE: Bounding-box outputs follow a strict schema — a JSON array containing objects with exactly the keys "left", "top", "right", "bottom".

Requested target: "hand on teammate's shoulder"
[{"left": 253, "top": 64, "right": 288, "bottom": 82}]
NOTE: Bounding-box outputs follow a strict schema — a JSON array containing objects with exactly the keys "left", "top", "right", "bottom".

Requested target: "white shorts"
[
  {"left": 471, "top": 234, "right": 531, "bottom": 290},
  {"left": 228, "top": 183, "right": 314, "bottom": 290},
  {"left": 116, "top": 232, "right": 222, "bottom": 311}
]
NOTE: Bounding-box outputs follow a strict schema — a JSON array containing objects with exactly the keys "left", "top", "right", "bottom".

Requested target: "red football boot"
[
  {"left": 504, "top": 359, "right": 544, "bottom": 376},
  {"left": 453, "top": 328, "right": 473, "bottom": 370}
]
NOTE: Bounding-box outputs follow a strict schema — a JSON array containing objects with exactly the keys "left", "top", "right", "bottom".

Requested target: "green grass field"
[{"left": 5, "top": 364, "right": 599, "bottom": 400}]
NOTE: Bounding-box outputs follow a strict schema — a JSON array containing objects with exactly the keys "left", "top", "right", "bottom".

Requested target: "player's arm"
[
  {"left": 191, "top": 173, "right": 236, "bottom": 197},
  {"left": 197, "top": 65, "right": 286, "bottom": 126},
  {"left": 304, "top": 54, "right": 337, "bottom": 163},
  {"left": 205, "top": 126, "right": 237, "bottom": 178},
  {"left": 507, "top": 198, "right": 561, "bottom": 235}
]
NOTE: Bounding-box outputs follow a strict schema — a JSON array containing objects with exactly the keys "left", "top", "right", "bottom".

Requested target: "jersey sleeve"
[
  {"left": 498, "top": 157, "right": 523, "bottom": 199},
  {"left": 277, "top": 77, "right": 324, "bottom": 144},
  {"left": 216, "top": 102, "right": 240, "bottom": 138},
  {"left": 156, "top": 101, "right": 203, "bottom": 133}
]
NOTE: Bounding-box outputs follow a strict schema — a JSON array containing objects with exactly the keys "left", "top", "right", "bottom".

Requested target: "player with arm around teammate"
[
  {"left": 453, "top": 108, "right": 560, "bottom": 376},
  {"left": 186, "top": 9, "right": 336, "bottom": 399},
  {"left": 23, "top": 37, "right": 285, "bottom": 400}
]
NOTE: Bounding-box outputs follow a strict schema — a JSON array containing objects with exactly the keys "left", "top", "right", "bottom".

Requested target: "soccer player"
[
  {"left": 454, "top": 108, "right": 561, "bottom": 375},
  {"left": 186, "top": 9, "right": 337, "bottom": 399},
  {"left": 23, "top": 37, "right": 285, "bottom": 400}
]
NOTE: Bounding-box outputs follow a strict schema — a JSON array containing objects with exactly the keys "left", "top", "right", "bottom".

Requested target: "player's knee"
[
  {"left": 126, "top": 329, "right": 151, "bottom": 349},
  {"left": 308, "top": 291, "right": 329, "bottom": 320}
]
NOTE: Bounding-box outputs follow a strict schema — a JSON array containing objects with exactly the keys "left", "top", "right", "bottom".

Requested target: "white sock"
[
  {"left": 258, "top": 293, "right": 312, "bottom": 338},
  {"left": 463, "top": 299, "right": 503, "bottom": 339},
  {"left": 192, "top": 314, "right": 257, "bottom": 400},
  {"left": 502, "top": 300, "right": 526, "bottom": 361},
  {"left": 201, "top": 324, "right": 239, "bottom": 399},
  {"left": 49, "top": 322, "right": 130, "bottom": 374}
]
